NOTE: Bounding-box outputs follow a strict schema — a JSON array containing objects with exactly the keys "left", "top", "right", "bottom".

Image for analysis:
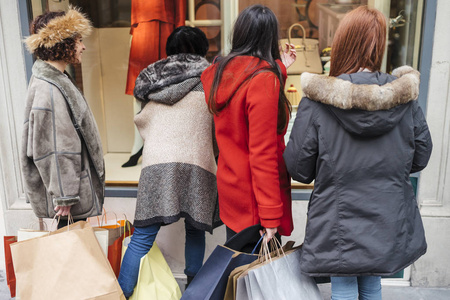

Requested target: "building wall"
[
  {"left": 413, "top": 0, "right": 450, "bottom": 288},
  {"left": 0, "top": 0, "right": 450, "bottom": 287}
]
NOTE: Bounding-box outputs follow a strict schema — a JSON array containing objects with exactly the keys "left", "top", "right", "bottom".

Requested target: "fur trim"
[
  {"left": 134, "top": 54, "right": 209, "bottom": 102},
  {"left": 300, "top": 66, "right": 420, "bottom": 111},
  {"left": 53, "top": 196, "right": 80, "bottom": 207},
  {"left": 24, "top": 6, "right": 92, "bottom": 54}
]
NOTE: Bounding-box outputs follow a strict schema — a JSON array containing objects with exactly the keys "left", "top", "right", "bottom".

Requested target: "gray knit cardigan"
[{"left": 133, "top": 53, "right": 221, "bottom": 232}]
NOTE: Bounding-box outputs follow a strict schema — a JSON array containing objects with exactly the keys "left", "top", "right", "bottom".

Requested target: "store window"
[{"left": 23, "top": 0, "right": 424, "bottom": 187}]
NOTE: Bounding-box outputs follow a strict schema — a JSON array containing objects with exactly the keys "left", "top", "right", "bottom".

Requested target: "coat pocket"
[{"left": 70, "top": 169, "right": 95, "bottom": 217}]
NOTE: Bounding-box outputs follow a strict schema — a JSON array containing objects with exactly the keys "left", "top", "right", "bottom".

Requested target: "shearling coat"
[
  {"left": 133, "top": 53, "right": 220, "bottom": 232},
  {"left": 283, "top": 66, "right": 432, "bottom": 277},
  {"left": 201, "top": 56, "right": 294, "bottom": 236},
  {"left": 21, "top": 60, "right": 105, "bottom": 219}
]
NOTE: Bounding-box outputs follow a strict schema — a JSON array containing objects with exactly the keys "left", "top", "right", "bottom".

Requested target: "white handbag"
[{"left": 280, "top": 24, "right": 323, "bottom": 75}]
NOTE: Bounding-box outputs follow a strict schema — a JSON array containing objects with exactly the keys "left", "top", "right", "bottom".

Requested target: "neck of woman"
[{"left": 45, "top": 60, "right": 67, "bottom": 73}]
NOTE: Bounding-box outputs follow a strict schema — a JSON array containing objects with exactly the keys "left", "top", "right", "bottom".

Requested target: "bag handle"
[
  {"left": 288, "top": 24, "right": 307, "bottom": 47},
  {"left": 287, "top": 23, "right": 312, "bottom": 67}
]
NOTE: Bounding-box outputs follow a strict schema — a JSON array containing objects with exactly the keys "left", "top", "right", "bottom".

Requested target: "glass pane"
[
  {"left": 386, "top": 0, "right": 422, "bottom": 72},
  {"left": 199, "top": 26, "right": 221, "bottom": 62},
  {"left": 25, "top": 0, "right": 225, "bottom": 184},
  {"left": 195, "top": 0, "right": 221, "bottom": 20}
]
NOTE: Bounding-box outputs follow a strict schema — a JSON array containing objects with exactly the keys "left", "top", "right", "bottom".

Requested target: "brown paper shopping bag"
[{"left": 11, "top": 221, "right": 125, "bottom": 300}]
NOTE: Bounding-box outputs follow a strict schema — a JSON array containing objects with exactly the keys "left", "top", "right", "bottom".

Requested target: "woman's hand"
[
  {"left": 280, "top": 43, "right": 297, "bottom": 69},
  {"left": 260, "top": 227, "right": 278, "bottom": 243},
  {"left": 55, "top": 205, "right": 71, "bottom": 216}
]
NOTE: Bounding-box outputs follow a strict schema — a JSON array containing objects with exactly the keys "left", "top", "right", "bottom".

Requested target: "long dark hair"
[{"left": 207, "top": 5, "right": 291, "bottom": 133}]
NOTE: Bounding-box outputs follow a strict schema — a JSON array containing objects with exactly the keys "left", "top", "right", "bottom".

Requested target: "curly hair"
[{"left": 29, "top": 11, "right": 80, "bottom": 64}]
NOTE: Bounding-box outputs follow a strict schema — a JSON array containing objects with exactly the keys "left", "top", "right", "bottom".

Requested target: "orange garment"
[{"left": 125, "top": 0, "right": 186, "bottom": 95}]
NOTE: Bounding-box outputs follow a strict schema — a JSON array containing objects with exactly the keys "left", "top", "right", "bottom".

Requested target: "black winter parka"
[{"left": 284, "top": 66, "right": 432, "bottom": 277}]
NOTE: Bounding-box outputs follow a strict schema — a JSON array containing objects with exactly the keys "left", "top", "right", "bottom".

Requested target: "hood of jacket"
[
  {"left": 32, "top": 59, "right": 104, "bottom": 179},
  {"left": 300, "top": 66, "right": 420, "bottom": 137},
  {"left": 201, "top": 56, "right": 278, "bottom": 111},
  {"left": 134, "top": 53, "right": 209, "bottom": 105}
]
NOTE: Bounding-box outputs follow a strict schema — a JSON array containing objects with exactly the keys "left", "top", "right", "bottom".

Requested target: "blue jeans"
[
  {"left": 118, "top": 220, "right": 205, "bottom": 298},
  {"left": 331, "top": 276, "right": 382, "bottom": 300}
]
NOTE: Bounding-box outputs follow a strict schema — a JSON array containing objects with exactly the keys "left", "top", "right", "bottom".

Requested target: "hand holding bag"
[{"left": 280, "top": 24, "right": 323, "bottom": 75}]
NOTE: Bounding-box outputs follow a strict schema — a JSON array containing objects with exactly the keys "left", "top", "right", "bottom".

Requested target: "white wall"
[{"left": 413, "top": 0, "right": 450, "bottom": 287}]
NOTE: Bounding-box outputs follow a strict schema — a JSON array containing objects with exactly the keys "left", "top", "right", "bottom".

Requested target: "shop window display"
[{"left": 23, "top": 0, "right": 424, "bottom": 186}]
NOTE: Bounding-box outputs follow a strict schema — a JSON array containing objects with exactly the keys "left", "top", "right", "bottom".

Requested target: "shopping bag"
[
  {"left": 121, "top": 235, "right": 182, "bottom": 300},
  {"left": 3, "top": 236, "right": 17, "bottom": 298},
  {"left": 280, "top": 23, "right": 323, "bottom": 75},
  {"left": 108, "top": 220, "right": 133, "bottom": 277},
  {"left": 11, "top": 221, "right": 125, "bottom": 300},
  {"left": 182, "top": 246, "right": 259, "bottom": 300},
  {"left": 89, "top": 213, "right": 134, "bottom": 277},
  {"left": 239, "top": 246, "right": 322, "bottom": 300},
  {"left": 224, "top": 241, "right": 296, "bottom": 300}
]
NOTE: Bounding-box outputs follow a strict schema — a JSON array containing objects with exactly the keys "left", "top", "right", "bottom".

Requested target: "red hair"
[{"left": 329, "top": 6, "right": 386, "bottom": 77}]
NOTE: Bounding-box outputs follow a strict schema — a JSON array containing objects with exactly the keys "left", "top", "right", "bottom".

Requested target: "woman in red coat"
[{"left": 201, "top": 5, "right": 296, "bottom": 244}]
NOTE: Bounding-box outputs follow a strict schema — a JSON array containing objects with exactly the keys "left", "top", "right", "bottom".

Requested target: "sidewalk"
[{"left": 2, "top": 269, "right": 450, "bottom": 299}]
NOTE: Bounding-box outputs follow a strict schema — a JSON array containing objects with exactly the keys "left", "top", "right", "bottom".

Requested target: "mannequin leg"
[{"left": 122, "top": 98, "right": 144, "bottom": 167}]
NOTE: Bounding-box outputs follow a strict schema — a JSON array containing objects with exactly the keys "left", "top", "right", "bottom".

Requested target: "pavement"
[{"left": 2, "top": 269, "right": 450, "bottom": 299}]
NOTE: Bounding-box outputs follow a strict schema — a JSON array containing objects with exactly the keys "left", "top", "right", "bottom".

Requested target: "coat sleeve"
[
  {"left": 283, "top": 98, "right": 318, "bottom": 183},
  {"left": 26, "top": 84, "right": 82, "bottom": 207},
  {"left": 247, "top": 72, "right": 284, "bottom": 229},
  {"left": 410, "top": 102, "right": 432, "bottom": 173}
]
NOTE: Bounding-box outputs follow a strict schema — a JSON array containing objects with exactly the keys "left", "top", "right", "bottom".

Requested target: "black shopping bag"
[{"left": 181, "top": 245, "right": 258, "bottom": 300}]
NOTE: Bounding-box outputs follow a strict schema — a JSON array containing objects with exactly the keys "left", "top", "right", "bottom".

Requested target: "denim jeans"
[
  {"left": 331, "top": 276, "right": 382, "bottom": 300},
  {"left": 118, "top": 220, "right": 205, "bottom": 298}
]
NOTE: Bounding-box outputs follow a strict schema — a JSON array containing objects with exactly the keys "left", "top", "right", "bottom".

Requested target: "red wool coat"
[{"left": 201, "top": 56, "right": 293, "bottom": 236}]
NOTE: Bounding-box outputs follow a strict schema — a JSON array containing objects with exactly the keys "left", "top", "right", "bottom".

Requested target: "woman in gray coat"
[
  {"left": 284, "top": 6, "right": 432, "bottom": 300},
  {"left": 21, "top": 8, "right": 104, "bottom": 227}
]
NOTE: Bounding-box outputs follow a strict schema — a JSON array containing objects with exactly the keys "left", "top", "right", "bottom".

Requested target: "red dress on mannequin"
[{"left": 125, "top": 0, "right": 186, "bottom": 95}]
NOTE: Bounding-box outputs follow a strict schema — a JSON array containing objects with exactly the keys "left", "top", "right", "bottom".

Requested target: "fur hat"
[{"left": 24, "top": 6, "right": 92, "bottom": 54}]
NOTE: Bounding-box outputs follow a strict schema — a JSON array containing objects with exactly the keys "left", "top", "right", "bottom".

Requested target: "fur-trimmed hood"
[
  {"left": 134, "top": 53, "right": 209, "bottom": 105},
  {"left": 32, "top": 59, "right": 104, "bottom": 179},
  {"left": 300, "top": 66, "right": 421, "bottom": 137}
]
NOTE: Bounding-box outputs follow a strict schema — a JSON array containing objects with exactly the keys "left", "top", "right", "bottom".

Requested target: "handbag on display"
[{"left": 280, "top": 24, "right": 323, "bottom": 75}]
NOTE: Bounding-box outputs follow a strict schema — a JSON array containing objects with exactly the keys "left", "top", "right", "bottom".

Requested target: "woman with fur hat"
[
  {"left": 21, "top": 8, "right": 104, "bottom": 227},
  {"left": 284, "top": 6, "right": 432, "bottom": 299},
  {"left": 118, "top": 26, "right": 220, "bottom": 297}
]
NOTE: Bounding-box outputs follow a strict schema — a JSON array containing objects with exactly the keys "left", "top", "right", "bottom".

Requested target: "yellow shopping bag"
[{"left": 122, "top": 235, "right": 182, "bottom": 300}]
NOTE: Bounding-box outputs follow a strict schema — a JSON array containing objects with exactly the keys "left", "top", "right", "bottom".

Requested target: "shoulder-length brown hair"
[{"left": 329, "top": 6, "right": 387, "bottom": 77}]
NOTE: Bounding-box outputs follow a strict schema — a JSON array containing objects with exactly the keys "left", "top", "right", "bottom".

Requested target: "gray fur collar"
[
  {"left": 134, "top": 53, "right": 209, "bottom": 104},
  {"left": 300, "top": 66, "right": 420, "bottom": 111},
  {"left": 32, "top": 60, "right": 104, "bottom": 179}
]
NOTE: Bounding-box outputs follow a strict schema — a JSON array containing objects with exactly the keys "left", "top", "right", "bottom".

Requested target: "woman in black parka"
[{"left": 283, "top": 6, "right": 432, "bottom": 300}]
